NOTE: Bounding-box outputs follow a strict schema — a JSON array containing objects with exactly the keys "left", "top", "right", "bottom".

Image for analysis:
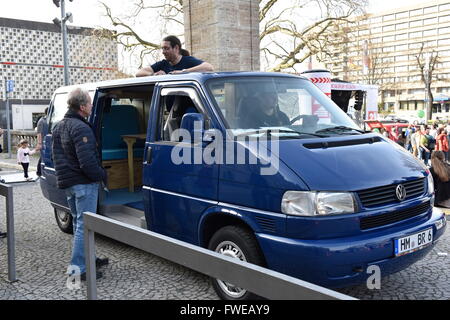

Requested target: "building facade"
[
  {"left": 0, "top": 17, "right": 118, "bottom": 130},
  {"left": 324, "top": 0, "right": 450, "bottom": 120}
]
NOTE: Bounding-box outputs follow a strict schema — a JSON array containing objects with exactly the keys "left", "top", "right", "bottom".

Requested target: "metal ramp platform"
[{"left": 100, "top": 204, "right": 146, "bottom": 229}]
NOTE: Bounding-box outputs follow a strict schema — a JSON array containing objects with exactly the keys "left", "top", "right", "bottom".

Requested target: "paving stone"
[{"left": 0, "top": 174, "right": 449, "bottom": 300}]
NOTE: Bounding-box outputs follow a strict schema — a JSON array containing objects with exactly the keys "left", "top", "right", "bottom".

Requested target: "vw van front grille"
[
  {"left": 360, "top": 202, "right": 430, "bottom": 230},
  {"left": 357, "top": 178, "right": 425, "bottom": 208}
]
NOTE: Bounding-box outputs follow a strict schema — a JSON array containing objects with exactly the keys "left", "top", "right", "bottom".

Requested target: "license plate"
[{"left": 395, "top": 228, "right": 433, "bottom": 257}]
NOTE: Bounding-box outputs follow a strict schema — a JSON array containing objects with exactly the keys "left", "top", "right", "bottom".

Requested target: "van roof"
[{"left": 53, "top": 71, "right": 307, "bottom": 93}]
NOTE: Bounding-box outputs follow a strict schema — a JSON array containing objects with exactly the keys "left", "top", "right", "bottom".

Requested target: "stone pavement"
[{"left": 0, "top": 158, "right": 449, "bottom": 300}]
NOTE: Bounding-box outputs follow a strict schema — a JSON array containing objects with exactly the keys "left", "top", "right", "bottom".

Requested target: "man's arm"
[
  {"left": 171, "top": 62, "right": 214, "bottom": 74},
  {"left": 136, "top": 67, "right": 154, "bottom": 77}
]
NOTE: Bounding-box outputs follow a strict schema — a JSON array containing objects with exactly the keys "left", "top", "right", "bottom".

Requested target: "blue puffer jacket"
[{"left": 52, "top": 110, "right": 106, "bottom": 189}]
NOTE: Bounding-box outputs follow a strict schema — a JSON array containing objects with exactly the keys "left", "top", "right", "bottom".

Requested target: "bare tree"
[
  {"left": 415, "top": 43, "right": 439, "bottom": 121},
  {"left": 260, "top": 0, "right": 367, "bottom": 72},
  {"left": 96, "top": 0, "right": 367, "bottom": 72}
]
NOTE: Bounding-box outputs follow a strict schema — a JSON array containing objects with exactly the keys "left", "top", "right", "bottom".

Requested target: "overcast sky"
[{"left": 0, "top": 0, "right": 429, "bottom": 29}]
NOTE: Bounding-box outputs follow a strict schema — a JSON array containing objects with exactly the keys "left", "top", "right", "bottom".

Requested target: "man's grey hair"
[{"left": 67, "top": 88, "right": 90, "bottom": 111}]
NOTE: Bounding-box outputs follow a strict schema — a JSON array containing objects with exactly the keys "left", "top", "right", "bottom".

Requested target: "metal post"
[
  {"left": 5, "top": 185, "right": 16, "bottom": 282},
  {"left": 3, "top": 78, "right": 11, "bottom": 159},
  {"left": 84, "top": 227, "right": 97, "bottom": 300},
  {"left": 60, "top": 0, "right": 70, "bottom": 86}
]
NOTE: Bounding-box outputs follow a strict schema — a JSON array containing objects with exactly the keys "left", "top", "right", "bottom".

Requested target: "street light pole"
[{"left": 60, "top": 0, "right": 70, "bottom": 86}]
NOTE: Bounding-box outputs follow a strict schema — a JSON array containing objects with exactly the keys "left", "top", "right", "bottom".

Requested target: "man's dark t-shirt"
[{"left": 151, "top": 56, "right": 204, "bottom": 74}]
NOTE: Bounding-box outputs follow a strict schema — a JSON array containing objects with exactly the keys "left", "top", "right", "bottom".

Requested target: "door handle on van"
[{"left": 146, "top": 146, "right": 152, "bottom": 164}]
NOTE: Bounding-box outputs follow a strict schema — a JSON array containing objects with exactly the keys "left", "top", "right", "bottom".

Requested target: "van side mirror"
[{"left": 180, "top": 113, "right": 204, "bottom": 143}]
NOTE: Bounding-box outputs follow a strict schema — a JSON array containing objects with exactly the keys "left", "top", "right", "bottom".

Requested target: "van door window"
[{"left": 157, "top": 87, "right": 208, "bottom": 142}]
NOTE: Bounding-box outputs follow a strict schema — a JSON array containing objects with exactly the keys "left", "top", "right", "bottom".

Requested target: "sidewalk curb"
[{"left": 0, "top": 161, "right": 37, "bottom": 171}]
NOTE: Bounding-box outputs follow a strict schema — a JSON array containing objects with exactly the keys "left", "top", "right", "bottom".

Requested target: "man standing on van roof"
[
  {"left": 52, "top": 88, "right": 108, "bottom": 280},
  {"left": 135, "top": 35, "right": 214, "bottom": 77}
]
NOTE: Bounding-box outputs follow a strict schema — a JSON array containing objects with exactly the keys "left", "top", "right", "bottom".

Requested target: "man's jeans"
[{"left": 65, "top": 183, "right": 99, "bottom": 274}]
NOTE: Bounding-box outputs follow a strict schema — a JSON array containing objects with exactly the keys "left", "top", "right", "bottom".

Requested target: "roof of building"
[{"left": 0, "top": 16, "right": 99, "bottom": 35}]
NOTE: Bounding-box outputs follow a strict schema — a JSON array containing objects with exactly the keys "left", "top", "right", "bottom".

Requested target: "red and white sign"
[{"left": 302, "top": 70, "right": 331, "bottom": 121}]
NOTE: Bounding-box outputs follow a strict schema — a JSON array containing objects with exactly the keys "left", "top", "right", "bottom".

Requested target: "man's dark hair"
[
  {"left": 67, "top": 88, "right": 90, "bottom": 111},
  {"left": 163, "top": 35, "right": 190, "bottom": 56}
]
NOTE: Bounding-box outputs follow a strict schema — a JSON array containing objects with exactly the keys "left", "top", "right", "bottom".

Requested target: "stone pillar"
[{"left": 183, "top": 0, "right": 260, "bottom": 72}]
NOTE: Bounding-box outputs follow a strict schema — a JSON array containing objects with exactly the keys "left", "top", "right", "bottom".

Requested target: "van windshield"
[{"left": 206, "top": 77, "right": 362, "bottom": 137}]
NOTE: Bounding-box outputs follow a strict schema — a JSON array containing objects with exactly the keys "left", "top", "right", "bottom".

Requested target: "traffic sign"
[{"left": 6, "top": 80, "right": 14, "bottom": 93}]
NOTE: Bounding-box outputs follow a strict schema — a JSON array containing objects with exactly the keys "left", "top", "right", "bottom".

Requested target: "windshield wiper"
[
  {"left": 235, "top": 129, "right": 328, "bottom": 138},
  {"left": 315, "top": 126, "right": 365, "bottom": 135}
]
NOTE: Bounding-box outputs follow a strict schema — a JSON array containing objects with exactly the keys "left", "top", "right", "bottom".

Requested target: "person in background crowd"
[
  {"left": 405, "top": 126, "right": 415, "bottom": 153},
  {"left": 412, "top": 127, "right": 422, "bottom": 158},
  {"left": 419, "top": 126, "right": 431, "bottom": 165},
  {"left": 436, "top": 128, "right": 449, "bottom": 162},
  {"left": 430, "top": 150, "right": 450, "bottom": 208},
  {"left": 429, "top": 124, "right": 438, "bottom": 140},
  {"left": 35, "top": 107, "right": 48, "bottom": 177}
]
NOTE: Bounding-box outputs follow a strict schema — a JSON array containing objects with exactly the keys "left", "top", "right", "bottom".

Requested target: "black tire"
[
  {"left": 208, "top": 225, "right": 265, "bottom": 300},
  {"left": 54, "top": 208, "right": 73, "bottom": 234}
]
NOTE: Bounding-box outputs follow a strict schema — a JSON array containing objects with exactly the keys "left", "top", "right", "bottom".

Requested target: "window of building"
[
  {"left": 371, "top": 37, "right": 382, "bottom": 43},
  {"left": 383, "top": 35, "right": 395, "bottom": 42},
  {"left": 383, "top": 46, "right": 395, "bottom": 52},
  {"left": 424, "top": 6, "right": 438, "bottom": 14},
  {"left": 409, "top": 31, "right": 423, "bottom": 38},
  {"left": 383, "top": 25, "right": 395, "bottom": 32},
  {"left": 440, "top": 4, "right": 450, "bottom": 11},
  {"left": 370, "top": 16, "right": 382, "bottom": 24},
  {"left": 396, "top": 66, "right": 408, "bottom": 73},
  {"left": 383, "top": 14, "right": 395, "bottom": 21},
  {"left": 424, "top": 17, "right": 438, "bottom": 25},
  {"left": 439, "top": 38, "right": 450, "bottom": 46},
  {"left": 371, "top": 26, "right": 382, "bottom": 34},
  {"left": 396, "top": 55, "right": 408, "bottom": 62},
  {"left": 396, "top": 11, "right": 409, "bottom": 19},
  {"left": 424, "top": 40, "right": 437, "bottom": 48},
  {"left": 424, "top": 29, "right": 438, "bottom": 36},
  {"left": 396, "top": 33, "right": 408, "bottom": 40},
  {"left": 440, "top": 27, "right": 450, "bottom": 35},
  {"left": 396, "top": 44, "right": 408, "bottom": 51},
  {"left": 410, "top": 8, "right": 423, "bottom": 16},
  {"left": 409, "top": 43, "right": 422, "bottom": 50},
  {"left": 396, "top": 22, "right": 408, "bottom": 30}
]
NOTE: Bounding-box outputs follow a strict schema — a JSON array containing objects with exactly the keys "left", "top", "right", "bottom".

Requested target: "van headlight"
[
  {"left": 427, "top": 173, "right": 434, "bottom": 195},
  {"left": 281, "top": 191, "right": 357, "bottom": 216}
]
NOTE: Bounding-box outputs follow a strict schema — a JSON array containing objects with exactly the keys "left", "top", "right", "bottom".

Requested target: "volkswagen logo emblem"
[{"left": 396, "top": 184, "right": 407, "bottom": 201}]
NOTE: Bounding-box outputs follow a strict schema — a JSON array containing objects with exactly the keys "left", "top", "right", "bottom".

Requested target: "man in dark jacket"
[{"left": 52, "top": 88, "right": 108, "bottom": 280}]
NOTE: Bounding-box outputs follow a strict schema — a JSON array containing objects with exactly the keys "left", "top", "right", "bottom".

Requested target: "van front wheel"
[
  {"left": 208, "top": 225, "right": 265, "bottom": 300},
  {"left": 54, "top": 208, "right": 73, "bottom": 234}
]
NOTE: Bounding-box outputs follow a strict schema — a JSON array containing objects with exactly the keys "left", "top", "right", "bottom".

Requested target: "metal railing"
[
  {"left": 83, "top": 212, "right": 357, "bottom": 300},
  {"left": 0, "top": 183, "right": 16, "bottom": 282}
]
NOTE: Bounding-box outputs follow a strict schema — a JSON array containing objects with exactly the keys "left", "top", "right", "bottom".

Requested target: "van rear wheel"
[
  {"left": 54, "top": 208, "right": 73, "bottom": 234},
  {"left": 208, "top": 225, "right": 265, "bottom": 300}
]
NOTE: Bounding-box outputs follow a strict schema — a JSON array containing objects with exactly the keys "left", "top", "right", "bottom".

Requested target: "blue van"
[{"left": 41, "top": 72, "right": 446, "bottom": 300}]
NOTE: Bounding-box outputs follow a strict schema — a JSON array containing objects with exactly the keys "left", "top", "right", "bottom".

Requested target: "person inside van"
[
  {"left": 136, "top": 35, "right": 214, "bottom": 77},
  {"left": 239, "top": 90, "right": 290, "bottom": 128}
]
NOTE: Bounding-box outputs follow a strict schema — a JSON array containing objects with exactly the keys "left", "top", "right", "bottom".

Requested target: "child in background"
[{"left": 17, "top": 139, "right": 36, "bottom": 181}]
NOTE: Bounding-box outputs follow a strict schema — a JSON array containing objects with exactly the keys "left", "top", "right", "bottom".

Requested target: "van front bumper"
[{"left": 256, "top": 208, "right": 446, "bottom": 289}]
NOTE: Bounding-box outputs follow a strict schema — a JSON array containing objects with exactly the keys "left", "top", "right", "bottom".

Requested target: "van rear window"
[{"left": 48, "top": 91, "right": 94, "bottom": 132}]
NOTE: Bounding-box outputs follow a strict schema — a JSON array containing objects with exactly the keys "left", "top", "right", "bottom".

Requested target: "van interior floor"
[{"left": 100, "top": 188, "right": 146, "bottom": 229}]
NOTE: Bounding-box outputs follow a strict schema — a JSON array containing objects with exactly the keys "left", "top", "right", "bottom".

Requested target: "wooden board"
[{"left": 103, "top": 159, "right": 143, "bottom": 190}]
